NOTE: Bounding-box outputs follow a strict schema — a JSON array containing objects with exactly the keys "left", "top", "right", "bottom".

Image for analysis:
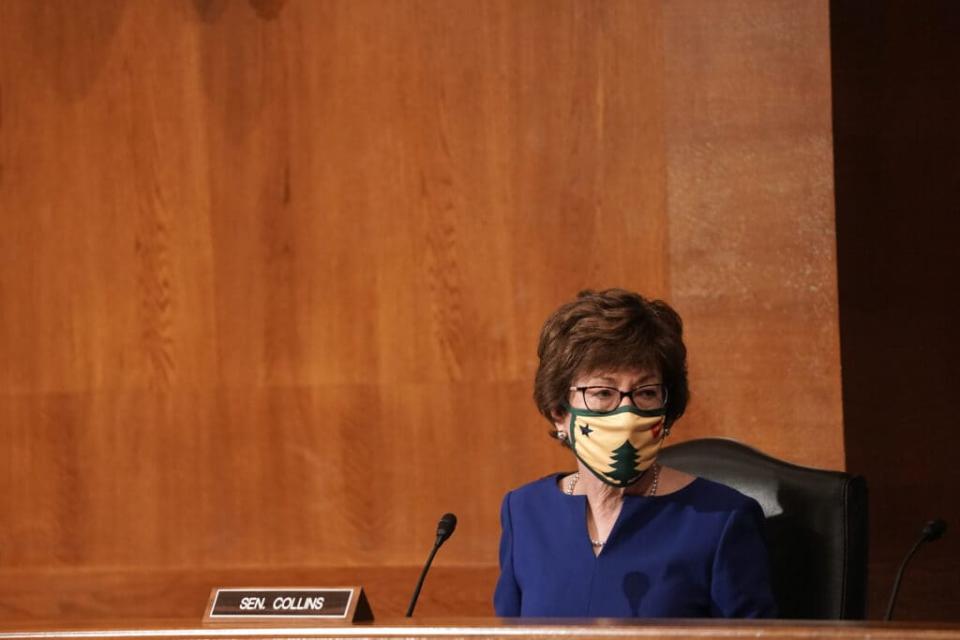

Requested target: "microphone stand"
[
  {"left": 406, "top": 513, "right": 457, "bottom": 618},
  {"left": 406, "top": 540, "right": 442, "bottom": 617},
  {"left": 884, "top": 519, "right": 947, "bottom": 621}
]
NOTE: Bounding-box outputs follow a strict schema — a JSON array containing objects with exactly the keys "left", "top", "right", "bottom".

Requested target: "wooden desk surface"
[{"left": 2, "top": 619, "right": 960, "bottom": 640}]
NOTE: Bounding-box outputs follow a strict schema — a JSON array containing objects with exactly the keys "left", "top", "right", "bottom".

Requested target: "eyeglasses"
[{"left": 568, "top": 384, "right": 668, "bottom": 414}]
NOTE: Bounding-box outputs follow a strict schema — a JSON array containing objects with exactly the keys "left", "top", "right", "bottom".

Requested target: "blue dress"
[{"left": 493, "top": 473, "right": 778, "bottom": 618}]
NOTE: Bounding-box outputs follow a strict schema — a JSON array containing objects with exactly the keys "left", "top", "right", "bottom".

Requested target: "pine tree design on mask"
[{"left": 606, "top": 441, "right": 640, "bottom": 485}]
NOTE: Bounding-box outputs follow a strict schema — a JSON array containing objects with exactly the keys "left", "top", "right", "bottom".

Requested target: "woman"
[{"left": 494, "top": 289, "right": 777, "bottom": 618}]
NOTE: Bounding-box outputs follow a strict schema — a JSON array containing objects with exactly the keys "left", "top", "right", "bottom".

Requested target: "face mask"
[{"left": 565, "top": 404, "right": 667, "bottom": 488}]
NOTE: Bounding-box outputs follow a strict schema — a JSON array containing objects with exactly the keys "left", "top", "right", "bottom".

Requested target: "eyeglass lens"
[{"left": 580, "top": 385, "right": 666, "bottom": 413}]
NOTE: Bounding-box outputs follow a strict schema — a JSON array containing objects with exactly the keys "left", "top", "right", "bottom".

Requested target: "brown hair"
[{"left": 534, "top": 289, "right": 689, "bottom": 432}]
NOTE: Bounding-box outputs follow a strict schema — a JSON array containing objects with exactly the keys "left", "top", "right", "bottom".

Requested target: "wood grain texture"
[
  {"left": 0, "top": 0, "right": 665, "bottom": 617},
  {"left": 0, "top": 567, "right": 498, "bottom": 620},
  {"left": 0, "top": 0, "right": 841, "bottom": 622},
  {"left": 3, "top": 619, "right": 960, "bottom": 640},
  {"left": 662, "top": 1, "right": 844, "bottom": 468},
  {"left": 831, "top": 1, "right": 960, "bottom": 621}
]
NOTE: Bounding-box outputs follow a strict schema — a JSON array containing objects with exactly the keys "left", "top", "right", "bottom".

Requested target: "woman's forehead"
[{"left": 575, "top": 366, "right": 661, "bottom": 385}]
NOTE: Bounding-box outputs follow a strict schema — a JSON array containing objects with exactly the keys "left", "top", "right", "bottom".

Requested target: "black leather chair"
[{"left": 659, "top": 438, "right": 868, "bottom": 619}]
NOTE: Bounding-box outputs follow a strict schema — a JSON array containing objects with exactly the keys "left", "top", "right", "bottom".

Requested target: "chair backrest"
[{"left": 659, "top": 438, "right": 868, "bottom": 619}]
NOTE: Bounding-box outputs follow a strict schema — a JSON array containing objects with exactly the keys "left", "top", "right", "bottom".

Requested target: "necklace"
[{"left": 566, "top": 463, "right": 661, "bottom": 547}]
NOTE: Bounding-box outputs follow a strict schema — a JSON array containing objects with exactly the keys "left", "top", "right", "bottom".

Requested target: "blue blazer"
[{"left": 494, "top": 473, "right": 778, "bottom": 618}]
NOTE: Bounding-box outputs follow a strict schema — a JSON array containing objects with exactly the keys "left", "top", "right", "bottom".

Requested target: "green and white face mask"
[{"left": 566, "top": 404, "right": 667, "bottom": 488}]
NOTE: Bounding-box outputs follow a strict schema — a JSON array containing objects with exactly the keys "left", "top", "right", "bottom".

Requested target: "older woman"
[{"left": 494, "top": 289, "right": 777, "bottom": 618}]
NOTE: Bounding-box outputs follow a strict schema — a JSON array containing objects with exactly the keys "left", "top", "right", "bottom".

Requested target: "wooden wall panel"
[
  {"left": 831, "top": 1, "right": 960, "bottom": 620},
  {"left": 0, "top": 0, "right": 667, "bottom": 617},
  {"left": 0, "top": 0, "right": 840, "bottom": 620},
  {"left": 662, "top": 1, "right": 844, "bottom": 468},
  {"left": 0, "top": 566, "right": 500, "bottom": 621}
]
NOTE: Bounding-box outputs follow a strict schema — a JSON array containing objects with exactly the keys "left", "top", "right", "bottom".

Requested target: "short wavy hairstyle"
[{"left": 534, "top": 289, "right": 689, "bottom": 433}]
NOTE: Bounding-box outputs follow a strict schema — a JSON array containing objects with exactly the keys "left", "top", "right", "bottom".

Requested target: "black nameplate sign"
[{"left": 204, "top": 587, "right": 373, "bottom": 623}]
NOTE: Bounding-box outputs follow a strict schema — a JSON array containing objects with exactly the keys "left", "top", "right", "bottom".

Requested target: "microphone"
[
  {"left": 921, "top": 519, "right": 948, "bottom": 542},
  {"left": 436, "top": 512, "right": 457, "bottom": 545},
  {"left": 405, "top": 513, "right": 457, "bottom": 617},
  {"left": 884, "top": 518, "right": 947, "bottom": 620}
]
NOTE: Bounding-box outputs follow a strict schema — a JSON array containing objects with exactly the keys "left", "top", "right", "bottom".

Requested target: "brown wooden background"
[
  {"left": 0, "top": 0, "right": 842, "bottom": 620},
  {"left": 831, "top": 0, "right": 960, "bottom": 621}
]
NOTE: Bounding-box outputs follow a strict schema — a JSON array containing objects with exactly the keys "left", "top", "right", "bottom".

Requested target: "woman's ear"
[{"left": 551, "top": 407, "right": 569, "bottom": 432}]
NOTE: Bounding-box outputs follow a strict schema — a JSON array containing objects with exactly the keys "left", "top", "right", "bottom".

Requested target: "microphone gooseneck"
[
  {"left": 884, "top": 518, "right": 948, "bottom": 621},
  {"left": 405, "top": 513, "right": 458, "bottom": 618}
]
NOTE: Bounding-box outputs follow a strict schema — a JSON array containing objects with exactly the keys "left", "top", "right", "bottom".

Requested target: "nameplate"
[{"left": 204, "top": 587, "right": 373, "bottom": 623}]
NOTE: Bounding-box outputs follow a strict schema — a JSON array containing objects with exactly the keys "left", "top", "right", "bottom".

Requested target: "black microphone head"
[
  {"left": 436, "top": 513, "right": 457, "bottom": 544},
  {"left": 922, "top": 518, "right": 947, "bottom": 542}
]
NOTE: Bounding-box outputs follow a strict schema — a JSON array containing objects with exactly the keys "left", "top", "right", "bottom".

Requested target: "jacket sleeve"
[
  {"left": 493, "top": 491, "right": 521, "bottom": 616},
  {"left": 709, "top": 499, "right": 779, "bottom": 618}
]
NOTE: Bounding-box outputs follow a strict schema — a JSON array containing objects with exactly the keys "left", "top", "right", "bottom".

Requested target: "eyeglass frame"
[{"left": 567, "top": 383, "right": 669, "bottom": 414}]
